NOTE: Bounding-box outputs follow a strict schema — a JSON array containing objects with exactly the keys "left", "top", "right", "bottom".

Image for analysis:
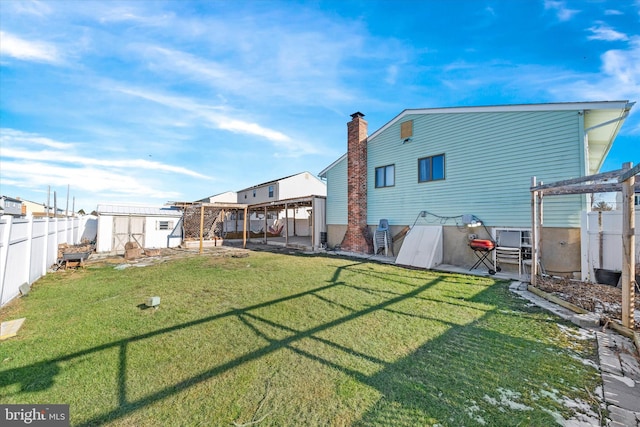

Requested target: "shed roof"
[{"left": 96, "top": 204, "right": 182, "bottom": 217}]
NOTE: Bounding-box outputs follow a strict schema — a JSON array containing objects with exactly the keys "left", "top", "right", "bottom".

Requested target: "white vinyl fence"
[
  {"left": 0, "top": 215, "right": 97, "bottom": 307},
  {"left": 581, "top": 210, "right": 640, "bottom": 282}
]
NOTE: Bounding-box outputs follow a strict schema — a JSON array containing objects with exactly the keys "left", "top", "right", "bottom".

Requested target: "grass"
[{"left": 1, "top": 250, "right": 602, "bottom": 426}]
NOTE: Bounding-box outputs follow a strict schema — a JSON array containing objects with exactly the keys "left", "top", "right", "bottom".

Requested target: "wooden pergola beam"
[
  {"left": 620, "top": 162, "right": 640, "bottom": 183},
  {"left": 539, "top": 182, "right": 640, "bottom": 196},
  {"left": 531, "top": 162, "right": 637, "bottom": 329},
  {"left": 531, "top": 169, "right": 623, "bottom": 191}
]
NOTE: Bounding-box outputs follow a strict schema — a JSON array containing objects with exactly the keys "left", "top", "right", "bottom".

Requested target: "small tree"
[{"left": 592, "top": 201, "right": 613, "bottom": 211}]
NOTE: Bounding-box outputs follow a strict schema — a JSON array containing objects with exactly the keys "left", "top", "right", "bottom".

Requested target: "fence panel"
[
  {"left": 57, "top": 218, "right": 68, "bottom": 245},
  {"left": 0, "top": 215, "right": 94, "bottom": 308},
  {"left": 581, "top": 210, "right": 640, "bottom": 282},
  {"left": 2, "top": 219, "right": 30, "bottom": 306},
  {"left": 29, "top": 219, "right": 47, "bottom": 283}
]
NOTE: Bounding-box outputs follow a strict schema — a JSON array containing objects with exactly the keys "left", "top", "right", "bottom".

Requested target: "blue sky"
[{"left": 1, "top": 0, "right": 638, "bottom": 212}]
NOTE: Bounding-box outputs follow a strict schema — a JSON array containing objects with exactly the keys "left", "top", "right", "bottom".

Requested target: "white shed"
[{"left": 96, "top": 204, "right": 183, "bottom": 254}]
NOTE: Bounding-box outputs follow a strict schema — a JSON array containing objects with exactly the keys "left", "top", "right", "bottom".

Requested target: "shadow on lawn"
[{"left": 0, "top": 258, "right": 591, "bottom": 426}]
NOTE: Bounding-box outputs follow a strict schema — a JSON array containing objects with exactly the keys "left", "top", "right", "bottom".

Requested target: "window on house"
[
  {"left": 253, "top": 190, "right": 256, "bottom": 197},
  {"left": 375, "top": 165, "right": 395, "bottom": 188},
  {"left": 418, "top": 154, "right": 445, "bottom": 182},
  {"left": 158, "top": 221, "right": 173, "bottom": 230},
  {"left": 268, "top": 185, "right": 274, "bottom": 198}
]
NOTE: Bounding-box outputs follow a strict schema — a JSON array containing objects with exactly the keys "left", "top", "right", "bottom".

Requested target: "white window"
[{"left": 158, "top": 221, "right": 173, "bottom": 230}]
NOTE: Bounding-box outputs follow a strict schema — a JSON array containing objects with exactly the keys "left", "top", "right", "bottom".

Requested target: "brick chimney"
[{"left": 340, "top": 112, "right": 372, "bottom": 253}]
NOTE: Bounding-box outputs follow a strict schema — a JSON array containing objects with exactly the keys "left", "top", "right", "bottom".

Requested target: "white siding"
[{"left": 279, "top": 172, "right": 327, "bottom": 199}]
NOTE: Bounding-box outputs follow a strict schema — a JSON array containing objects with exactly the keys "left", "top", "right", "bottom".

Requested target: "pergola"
[
  {"left": 530, "top": 162, "right": 639, "bottom": 329},
  {"left": 175, "top": 202, "right": 249, "bottom": 252},
  {"left": 174, "top": 195, "right": 326, "bottom": 252},
  {"left": 248, "top": 195, "right": 324, "bottom": 248}
]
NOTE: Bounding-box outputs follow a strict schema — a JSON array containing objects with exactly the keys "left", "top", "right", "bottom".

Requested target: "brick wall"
[{"left": 340, "top": 112, "right": 372, "bottom": 253}]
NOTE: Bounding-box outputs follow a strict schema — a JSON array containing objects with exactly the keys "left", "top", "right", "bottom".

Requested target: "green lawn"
[{"left": 1, "top": 250, "right": 602, "bottom": 426}]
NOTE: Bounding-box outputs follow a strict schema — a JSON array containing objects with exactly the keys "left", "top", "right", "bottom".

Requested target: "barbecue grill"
[{"left": 469, "top": 239, "right": 496, "bottom": 275}]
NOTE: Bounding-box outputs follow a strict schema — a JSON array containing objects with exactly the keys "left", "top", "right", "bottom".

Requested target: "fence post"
[
  {"left": 621, "top": 162, "right": 635, "bottom": 329},
  {"left": 42, "top": 216, "right": 50, "bottom": 276},
  {"left": 25, "top": 215, "right": 34, "bottom": 284},
  {"left": 0, "top": 215, "right": 13, "bottom": 306}
]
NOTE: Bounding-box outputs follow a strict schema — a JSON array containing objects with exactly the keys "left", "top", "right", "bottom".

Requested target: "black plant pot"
[{"left": 594, "top": 269, "right": 622, "bottom": 287}]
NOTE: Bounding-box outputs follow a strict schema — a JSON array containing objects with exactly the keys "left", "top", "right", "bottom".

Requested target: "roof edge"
[
  {"left": 369, "top": 100, "right": 632, "bottom": 140},
  {"left": 318, "top": 154, "right": 347, "bottom": 178}
]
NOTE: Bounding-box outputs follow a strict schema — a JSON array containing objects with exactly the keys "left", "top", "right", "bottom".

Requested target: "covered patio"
[{"left": 246, "top": 195, "right": 326, "bottom": 251}]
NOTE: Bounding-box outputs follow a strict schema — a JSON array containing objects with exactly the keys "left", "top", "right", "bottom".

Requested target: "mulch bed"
[{"left": 534, "top": 276, "right": 640, "bottom": 330}]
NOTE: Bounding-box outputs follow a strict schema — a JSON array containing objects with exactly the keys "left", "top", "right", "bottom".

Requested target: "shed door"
[{"left": 113, "top": 216, "right": 145, "bottom": 254}]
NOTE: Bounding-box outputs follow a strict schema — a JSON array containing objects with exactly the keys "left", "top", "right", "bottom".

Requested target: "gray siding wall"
[
  {"left": 325, "top": 156, "right": 348, "bottom": 225},
  {"left": 366, "top": 110, "right": 586, "bottom": 228}
]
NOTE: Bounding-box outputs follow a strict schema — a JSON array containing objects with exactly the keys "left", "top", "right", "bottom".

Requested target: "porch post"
[
  {"left": 243, "top": 207, "right": 247, "bottom": 249},
  {"left": 199, "top": 205, "right": 204, "bottom": 254},
  {"left": 285, "top": 203, "right": 289, "bottom": 246},
  {"left": 263, "top": 207, "right": 267, "bottom": 243}
]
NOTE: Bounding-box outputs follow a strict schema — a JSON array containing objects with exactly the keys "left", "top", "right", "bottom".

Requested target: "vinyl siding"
[
  {"left": 325, "top": 156, "right": 348, "bottom": 224},
  {"left": 279, "top": 172, "right": 327, "bottom": 199},
  {"left": 367, "top": 110, "right": 586, "bottom": 227}
]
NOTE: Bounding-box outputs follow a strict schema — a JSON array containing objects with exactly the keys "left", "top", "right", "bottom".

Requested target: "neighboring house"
[
  {"left": 0, "top": 196, "right": 24, "bottom": 217},
  {"left": 20, "top": 199, "right": 65, "bottom": 217},
  {"left": 615, "top": 192, "right": 640, "bottom": 209},
  {"left": 237, "top": 171, "right": 326, "bottom": 206},
  {"left": 185, "top": 171, "right": 328, "bottom": 250},
  {"left": 237, "top": 171, "right": 327, "bottom": 228},
  {"left": 319, "top": 101, "right": 634, "bottom": 276},
  {"left": 197, "top": 191, "right": 238, "bottom": 204},
  {"left": 96, "top": 204, "right": 183, "bottom": 254}
]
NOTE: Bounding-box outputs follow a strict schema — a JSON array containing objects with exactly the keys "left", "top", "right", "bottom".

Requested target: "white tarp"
[{"left": 395, "top": 225, "right": 443, "bottom": 269}]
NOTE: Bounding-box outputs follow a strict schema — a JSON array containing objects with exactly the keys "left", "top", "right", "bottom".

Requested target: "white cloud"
[
  {"left": 0, "top": 31, "right": 61, "bottom": 63},
  {"left": 544, "top": 0, "right": 580, "bottom": 22},
  {"left": 1, "top": 128, "right": 211, "bottom": 179},
  {"left": 1, "top": 128, "right": 74, "bottom": 150},
  {"left": 548, "top": 37, "right": 640, "bottom": 109},
  {"left": 587, "top": 22, "right": 629, "bottom": 41},
  {"left": 0, "top": 128, "right": 215, "bottom": 208},
  {"left": 385, "top": 65, "right": 399, "bottom": 85},
  {"left": 7, "top": 0, "right": 52, "bottom": 17},
  {"left": 604, "top": 9, "right": 623, "bottom": 16},
  {"left": 1, "top": 160, "right": 180, "bottom": 199},
  {"left": 97, "top": 7, "right": 175, "bottom": 27},
  {"left": 600, "top": 39, "right": 640, "bottom": 86},
  {"left": 114, "top": 86, "right": 317, "bottom": 152}
]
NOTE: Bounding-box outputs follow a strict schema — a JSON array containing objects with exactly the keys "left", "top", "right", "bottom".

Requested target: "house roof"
[
  {"left": 196, "top": 191, "right": 237, "bottom": 203},
  {"left": 236, "top": 171, "right": 315, "bottom": 192},
  {"left": 319, "top": 101, "right": 634, "bottom": 177},
  {"left": 0, "top": 195, "right": 22, "bottom": 203},
  {"left": 96, "top": 204, "right": 182, "bottom": 217}
]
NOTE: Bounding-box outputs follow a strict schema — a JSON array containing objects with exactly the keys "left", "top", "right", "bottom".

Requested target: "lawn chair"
[{"left": 374, "top": 219, "right": 393, "bottom": 256}]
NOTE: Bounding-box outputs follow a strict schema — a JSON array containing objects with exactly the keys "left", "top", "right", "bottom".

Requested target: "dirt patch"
[
  {"left": 82, "top": 245, "right": 251, "bottom": 268},
  {"left": 534, "top": 276, "right": 640, "bottom": 330}
]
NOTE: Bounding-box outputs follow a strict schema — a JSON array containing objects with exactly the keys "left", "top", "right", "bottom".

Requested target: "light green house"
[{"left": 319, "top": 101, "right": 634, "bottom": 276}]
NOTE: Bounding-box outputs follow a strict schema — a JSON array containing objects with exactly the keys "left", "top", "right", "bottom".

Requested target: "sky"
[{"left": 1, "top": 0, "right": 639, "bottom": 213}]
